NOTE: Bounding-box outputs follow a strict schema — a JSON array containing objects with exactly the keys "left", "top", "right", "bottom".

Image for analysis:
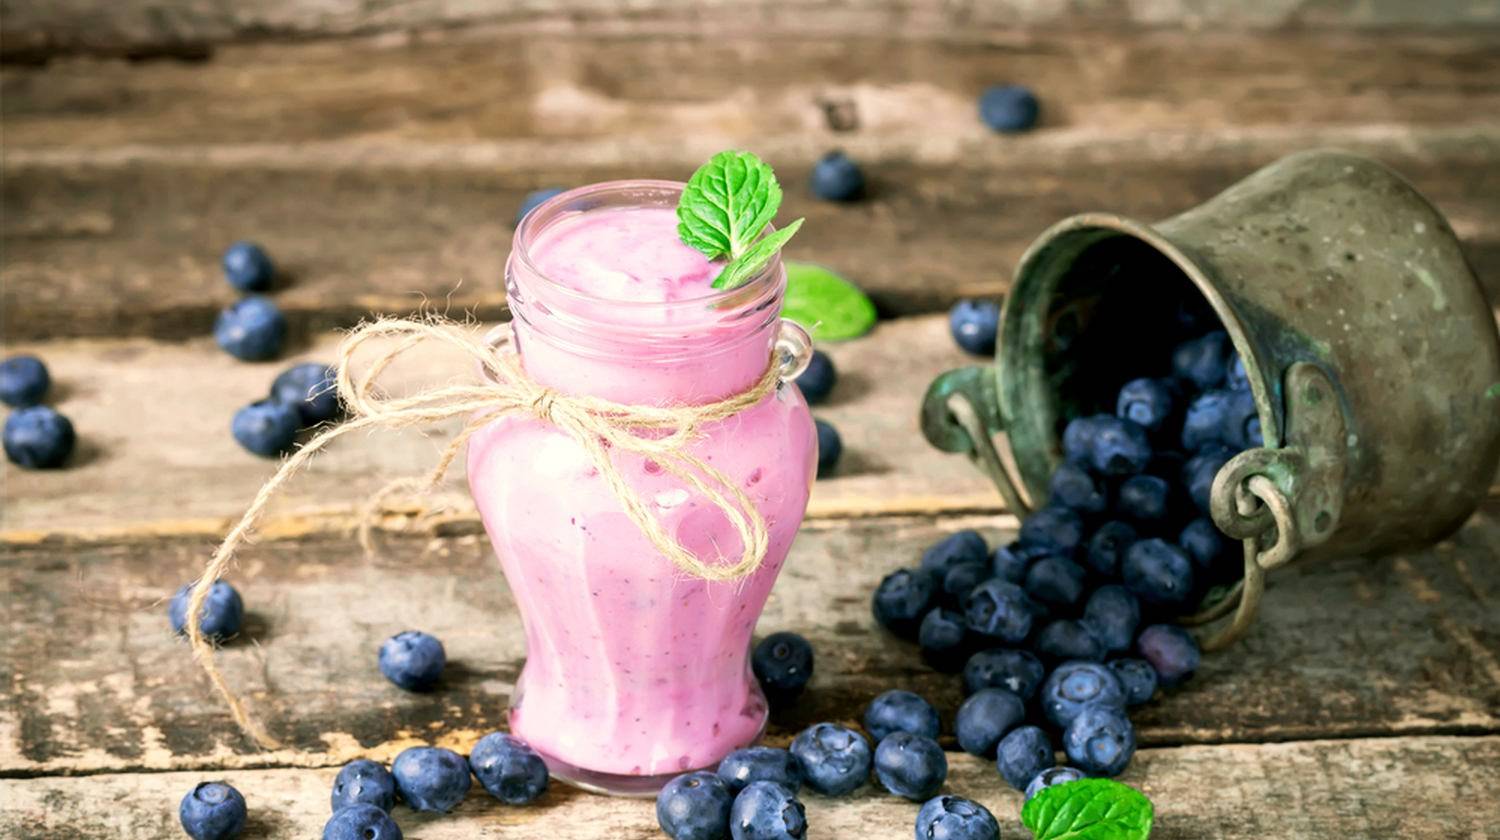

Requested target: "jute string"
[{"left": 185, "top": 315, "right": 781, "bottom": 749}]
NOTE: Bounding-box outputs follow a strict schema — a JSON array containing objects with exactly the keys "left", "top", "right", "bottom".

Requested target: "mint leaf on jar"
[
  {"left": 676, "top": 150, "right": 805, "bottom": 290},
  {"left": 1021, "top": 777, "right": 1154, "bottom": 840}
]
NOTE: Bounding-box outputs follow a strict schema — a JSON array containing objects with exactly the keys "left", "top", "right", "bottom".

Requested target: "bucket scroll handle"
[{"left": 921, "top": 364, "right": 1036, "bottom": 519}]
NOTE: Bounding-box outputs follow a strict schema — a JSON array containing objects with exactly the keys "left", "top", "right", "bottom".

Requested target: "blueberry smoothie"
[{"left": 466, "top": 183, "right": 816, "bottom": 794}]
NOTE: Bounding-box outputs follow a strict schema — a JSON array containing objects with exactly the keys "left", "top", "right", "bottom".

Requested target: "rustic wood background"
[{"left": 3, "top": 1, "right": 1499, "bottom": 837}]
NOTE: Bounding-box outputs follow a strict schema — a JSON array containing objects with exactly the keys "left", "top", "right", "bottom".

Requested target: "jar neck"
[{"left": 506, "top": 180, "right": 786, "bottom": 405}]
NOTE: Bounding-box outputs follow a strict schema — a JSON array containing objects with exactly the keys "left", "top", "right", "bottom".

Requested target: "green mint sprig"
[
  {"left": 676, "top": 150, "right": 805, "bottom": 290},
  {"left": 1021, "top": 778, "right": 1154, "bottom": 840}
]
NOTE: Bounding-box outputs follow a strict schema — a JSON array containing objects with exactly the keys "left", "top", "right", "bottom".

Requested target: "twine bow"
[{"left": 184, "top": 315, "right": 782, "bottom": 749}]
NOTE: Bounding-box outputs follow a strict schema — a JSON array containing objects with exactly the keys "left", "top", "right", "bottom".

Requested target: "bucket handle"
[{"left": 920, "top": 365, "right": 1035, "bottom": 518}]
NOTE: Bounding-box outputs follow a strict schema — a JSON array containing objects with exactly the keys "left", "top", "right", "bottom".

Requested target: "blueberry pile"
[
  {"left": 1, "top": 354, "right": 77, "bottom": 470},
  {"left": 794, "top": 349, "right": 843, "bottom": 478},
  {"left": 232, "top": 361, "right": 340, "bottom": 457}
]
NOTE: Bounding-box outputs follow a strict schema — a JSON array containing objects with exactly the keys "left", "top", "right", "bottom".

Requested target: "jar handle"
[
  {"left": 921, "top": 365, "right": 1035, "bottom": 518},
  {"left": 773, "top": 318, "right": 815, "bottom": 383}
]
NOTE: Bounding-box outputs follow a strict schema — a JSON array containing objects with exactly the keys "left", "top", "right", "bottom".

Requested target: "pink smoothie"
[{"left": 467, "top": 198, "right": 816, "bottom": 785}]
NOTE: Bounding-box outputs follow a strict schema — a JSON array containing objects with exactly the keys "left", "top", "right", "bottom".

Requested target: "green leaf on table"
[
  {"left": 782, "top": 261, "right": 878, "bottom": 341},
  {"left": 1021, "top": 778, "right": 1154, "bottom": 840},
  {"left": 712, "top": 219, "right": 804, "bottom": 290},
  {"left": 677, "top": 150, "right": 784, "bottom": 262}
]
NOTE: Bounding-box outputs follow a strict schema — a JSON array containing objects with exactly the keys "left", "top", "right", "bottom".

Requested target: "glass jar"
[{"left": 466, "top": 181, "right": 817, "bottom": 796}]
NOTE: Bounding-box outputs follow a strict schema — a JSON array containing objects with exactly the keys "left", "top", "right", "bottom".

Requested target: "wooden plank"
[
  {"left": 4, "top": 736, "right": 1499, "bottom": 838},
  {"left": 2, "top": 504, "right": 1496, "bottom": 775}
]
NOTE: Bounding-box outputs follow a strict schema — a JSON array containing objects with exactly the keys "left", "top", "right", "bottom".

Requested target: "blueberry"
[
  {"left": 322, "top": 803, "right": 402, "bottom": 840},
  {"left": 1024, "top": 766, "right": 1085, "bottom": 802},
  {"left": 0, "top": 354, "right": 50, "bottom": 407},
  {"left": 1063, "top": 706, "right": 1136, "bottom": 777},
  {"left": 178, "top": 782, "right": 247, "bottom": 840},
  {"left": 864, "top": 690, "right": 941, "bottom": 742},
  {"left": 1035, "top": 619, "right": 1105, "bottom": 663},
  {"left": 1116, "top": 378, "right": 1175, "bottom": 433},
  {"left": 962, "top": 579, "right": 1035, "bottom": 644},
  {"left": 1040, "top": 661, "right": 1126, "bottom": 729},
  {"left": 270, "top": 362, "right": 340, "bottom": 426},
  {"left": 1019, "top": 506, "right": 1085, "bottom": 556},
  {"left": 1080, "top": 585, "right": 1140, "bottom": 654},
  {"left": 919, "top": 608, "right": 972, "bottom": 673},
  {"left": 1062, "top": 416, "right": 1103, "bottom": 465},
  {"left": 955, "top": 688, "right": 1025, "bottom": 757},
  {"left": 3, "top": 406, "right": 75, "bottom": 469},
  {"left": 789, "top": 722, "right": 871, "bottom": 796},
  {"left": 221, "top": 241, "right": 275, "bottom": 292},
  {"left": 1087, "top": 416, "right": 1153, "bottom": 477},
  {"left": 718, "top": 747, "right": 803, "bottom": 795},
  {"left": 996, "top": 725, "right": 1053, "bottom": 791},
  {"left": 809, "top": 151, "right": 866, "bottom": 202},
  {"left": 231, "top": 399, "right": 301, "bottom": 458},
  {"left": 991, "top": 541, "right": 1051, "bottom": 584},
  {"left": 330, "top": 759, "right": 397, "bottom": 813},
  {"left": 872, "top": 568, "right": 937, "bottom": 639},
  {"left": 469, "top": 732, "right": 548, "bottom": 805},
  {"left": 1226, "top": 353, "right": 1250, "bottom": 390},
  {"left": 378, "top": 630, "right": 446, "bottom": 691},
  {"left": 169, "top": 581, "right": 245, "bottom": 641},
  {"left": 1083, "top": 521, "right": 1137, "bottom": 578},
  {"left": 657, "top": 771, "right": 734, "bottom": 840},
  {"left": 391, "top": 746, "right": 471, "bottom": 812},
  {"left": 730, "top": 780, "right": 807, "bottom": 840},
  {"left": 516, "top": 187, "right": 565, "bottom": 227},
  {"left": 962, "top": 648, "right": 1045, "bottom": 700},
  {"left": 1172, "top": 331, "right": 1231, "bottom": 391},
  {"left": 1109, "top": 658, "right": 1159, "bottom": 706},
  {"left": 752, "top": 632, "right": 815, "bottom": 703},
  {"left": 1024, "top": 557, "right": 1086, "bottom": 611},
  {"left": 1137, "top": 624, "right": 1201, "bottom": 687},
  {"left": 948, "top": 300, "right": 1000, "bottom": 356},
  {"left": 1122, "top": 539, "right": 1196, "bottom": 609},
  {"left": 815, "top": 419, "right": 842, "bottom": 478},
  {"left": 978, "top": 84, "right": 1040, "bottom": 133},
  {"left": 1221, "top": 388, "right": 1262, "bottom": 450},
  {"left": 914, "top": 795, "right": 1001, "bottom": 840},
  {"left": 795, "top": 350, "right": 837, "bottom": 405},
  {"left": 1047, "top": 462, "right": 1107, "bottom": 516},
  {"left": 215, "top": 296, "right": 287, "bottom": 361},
  {"left": 1181, "top": 446, "right": 1232, "bottom": 515},
  {"left": 921, "top": 530, "right": 990, "bottom": 581},
  {"left": 1179, "top": 517, "right": 1235, "bottom": 583},
  {"left": 1115, "top": 474, "right": 1171, "bottom": 525},
  {"left": 1181, "top": 390, "right": 1234, "bottom": 452},
  {"left": 874, "top": 733, "right": 947, "bottom": 801},
  {"left": 939, "top": 562, "right": 989, "bottom": 609}
]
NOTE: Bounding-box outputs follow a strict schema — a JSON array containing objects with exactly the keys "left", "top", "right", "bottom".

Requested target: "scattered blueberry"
[
  {"left": 1226, "top": 352, "right": 1251, "bottom": 391},
  {"left": 3, "top": 405, "right": 75, "bottom": 469},
  {"left": 921, "top": 530, "right": 990, "bottom": 580},
  {"left": 865, "top": 689, "right": 941, "bottom": 742},
  {"left": 1181, "top": 390, "right": 1234, "bottom": 452},
  {"left": 390, "top": 746, "right": 471, "bottom": 813},
  {"left": 815, "top": 419, "right": 842, "bottom": 478},
  {"left": 169, "top": 581, "right": 245, "bottom": 641},
  {"left": 1122, "top": 538, "right": 1196, "bottom": 609},
  {"left": 1116, "top": 378, "right": 1176, "bottom": 433},
  {"left": 221, "top": 241, "right": 275, "bottom": 292},
  {"left": 1063, "top": 705, "right": 1136, "bottom": 777},
  {"left": 469, "top": 732, "right": 548, "bottom": 805},
  {"left": 231, "top": 399, "right": 300, "bottom": 458},
  {"left": 516, "top": 188, "right": 565, "bottom": 227},
  {"left": 1018, "top": 506, "right": 1085, "bottom": 557},
  {"left": 753, "top": 632, "right": 815, "bottom": 703},
  {"left": 1115, "top": 474, "right": 1171, "bottom": 525},
  {"left": 1047, "top": 462, "right": 1107, "bottom": 516},
  {"left": 1137, "top": 624, "right": 1201, "bottom": 687},
  {"left": 955, "top": 688, "right": 1025, "bottom": 758},
  {"left": 1082, "top": 521, "right": 1137, "bottom": 578},
  {"left": 270, "top": 362, "right": 340, "bottom": 426},
  {"left": 214, "top": 296, "right": 287, "bottom": 361},
  {"left": 874, "top": 732, "right": 948, "bottom": 801},
  {"left": 1172, "top": 331, "right": 1231, "bottom": 391},
  {"left": 1109, "top": 658, "right": 1159, "bottom": 706},
  {"left": 996, "top": 725, "right": 1053, "bottom": 791},
  {"left": 948, "top": 300, "right": 1001, "bottom": 356},
  {"left": 963, "top": 579, "right": 1035, "bottom": 644},
  {"left": 730, "top": 780, "right": 807, "bottom": 840},
  {"left": 1040, "top": 661, "right": 1126, "bottom": 729},
  {"left": 1080, "top": 585, "right": 1140, "bottom": 654},
  {"left": 809, "top": 151, "right": 866, "bottom": 202},
  {"left": 789, "top": 723, "right": 871, "bottom": 796},
  {"left": 873, "top": 568, "right": 937, "bottom": 639},
  {"left": 1179, "top": 517, "right": 1234, "bottom": 583},
  {"left": 178, "top": 781, "right": 247, "bottom": 840},
  {"left": 718, "top": 747, "right": 803, "bottom": 795},
  {"left": 657, "top": 771, "right": 734, "bottom": 840},
  {"left": 322, "top": 803, "right": 402, "bottom": 840},
  {"left": 978, "top": 85, "right": 1040, "bottom": 133},
  {"left": 1035, "top": 619, "right": 1105, "bottom": 663},
  {"left": 915, "top": 795, "right": 1000, "bottom": 840},
  {"left": 0, "top": 354, "right": 50, "bottom": 407},
  {"left": 330, "top": 759, "right": 396, "bottom": 813},
  {"left": 1182, "top": 446, "right": 1233, "bottom": 515},
  {"left": 1024, "top": 556, "right": 1087, "bottom": 610},
  {"left": 962, "top": 648, "right": 1044, "bottom": 700},
  {"left": 919, "top": 608, "right": 972, "bottom": 673},
  {"left": 378, "top": 630, "right": 446, "bottom": 692},
  {"left": 795, "top": 350, "right": 837, "bottom": 405},
  {"left": 991, "top": 541, "right": 1051, "bottom": 584},
  {"left": 1086, "top": 416, "right": 1153, "bottom": 477},
  {"left": 939, "top": 562, "right": 989, "bottom": 609},
  {"left": 1024, "top": 766, "right": 1086, "bottom": 802},
  {"left": 1221, "top": 388, "right": 1262, "bottom": 450}
]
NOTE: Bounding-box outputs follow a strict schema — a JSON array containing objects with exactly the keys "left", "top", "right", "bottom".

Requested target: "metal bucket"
[{"left": 921, "top": 149, "right": 1500, "bottom": 649}]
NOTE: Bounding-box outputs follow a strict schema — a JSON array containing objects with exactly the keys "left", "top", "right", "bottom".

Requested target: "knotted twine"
[{"left": 184, "top": 315, "right": 781, "bottom": 749}]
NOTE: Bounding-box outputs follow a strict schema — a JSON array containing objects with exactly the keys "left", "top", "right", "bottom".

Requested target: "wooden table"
[{"left": 4, "top": 4, "right": 1500, "bottom": 837}]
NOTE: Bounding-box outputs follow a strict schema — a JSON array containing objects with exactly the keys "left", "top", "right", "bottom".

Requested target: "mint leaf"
[
  {"left": 782, "top": 261, "right": 877, "bottom": 341},
  {"left": 677, "top": 150, "right": 784, "bottom": 261},
  {"left": 711, "top": 218, "right": 803, "bottom": 290},
  {"left": 1021, "top": 778, "right": 1154, "bottom": 840}
]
